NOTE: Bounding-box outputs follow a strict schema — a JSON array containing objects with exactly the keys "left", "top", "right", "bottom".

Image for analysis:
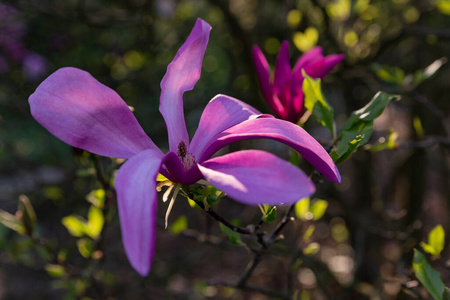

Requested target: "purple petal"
[
  {"left": 160, "top": 18, "right": 211, "bottom": 153},
  {"left": 189, "top": 94, "right": 261, "bottom": 158},
  {"left": 198, "top": 150, "right": 315, "bottom": 205},
  {"left": 29, "top": 67, "right": 160, "bottom": 158},
  {"left": 252, "top": 45, "right": 286, "bottom": 119},
  {"left": 199, "top": 118, "right": 341, "bottom": 183},
  {"left": 115, "top": 149, "right": 164, "bottom": 276},
  {"left": 160, "top": 151, "right": 203, "bottom": 185}
]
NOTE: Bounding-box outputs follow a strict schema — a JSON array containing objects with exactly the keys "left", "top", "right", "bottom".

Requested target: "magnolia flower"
[
  {"left": 29, "top": 19, "right": 340, "bottom": 276},
  {"left": 252, "top": 41, "right": 344, "bottom": 123}
]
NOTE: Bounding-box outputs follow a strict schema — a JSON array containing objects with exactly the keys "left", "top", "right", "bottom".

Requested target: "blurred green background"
[{"left": 0, "top": 0, "right": 449, "bottom": 299}]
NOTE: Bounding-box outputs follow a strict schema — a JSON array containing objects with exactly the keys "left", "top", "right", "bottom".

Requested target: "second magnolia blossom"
[
  {"left": 29, "top": 19, "right": 340, "bottom": 276},
  {"left": 252, "top": 42, "right": 344, "bottom": 123}
]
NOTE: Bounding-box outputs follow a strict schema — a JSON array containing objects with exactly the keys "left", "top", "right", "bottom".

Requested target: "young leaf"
[
  {"left": 87, "top": 206, "right": 104, "bottom": 240},
  {"left": 77, "top": 238, "right": 94, "bottom": 258},
  {"left": 420, "top": 225, "right": 445, "bottom": 258},
  {"left": 45, "top": 264, "right": 66, "bottom": 278},
  {"left": 0, "top": 209, "right": 24, "bottom": 233},
  {"left": 170, "top": 216, "right": 188, "bottom": 235},
  {"left": 220, "top": 223, "right": 243, "bottom": 246},
  {"left": 61, "top": 215, "right": 87, "bottom": 237},
  {"left": 86, "top": 189, "right": 106, "bottom": 208},
  {"left": 413, "top": 249, "right": 445, "bottom": 300},
  {"left": 17, "top": 195, "right": 37, "bottom": 236},
  {"left": 443, "top": 287, "right": 450, "bottom": 300},
  {"left": 303, "top": 242, "right": 320, "bottom": 255},
  {"left": 411, "top": 57, "right": 447, "bottom": 87},
  {"left": 262, "top": 205, "right": 277, "bottom": 222},
  {"left": 302, "top": 72, "right": 335, "bottom": 136},
  {"left": 372, "top": 64, "right": 405, "bottom": 84},
  {"left": 295, "top": 198, "right": 310, "bottom": 220}
]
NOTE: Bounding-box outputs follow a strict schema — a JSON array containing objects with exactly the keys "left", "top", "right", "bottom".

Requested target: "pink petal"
[
  {"left": 293, "top": 46, "right": 323, "bottom": 74},
  {"left": 273, "top": 41, "right": 292, "bottom": 107},
  {"left": 160, "top": 18, "right": 211, "bottom": 153},
  {"left": 252, "top": 45, "right": 286, "bottom": 119},
  {"left": 198, "top": 150, "right": 315, "bottom": 205},
  {"left": 115, "top": 149, "right": 164, "bottom": 276},
  {"left": 322, "top": 54, "right": 345, "bottom": 74},
  {"left": 160, "top": 151, "right": 203, "bottom": 185},
  {"left": 199, "top": 118, "right": 341, "bottom": 183},
  {"left": 189, "top": 94, "right": 261, "bottom": 158},
  {"left": 29, "top": 67, "right": 159, "bottom": 159}
]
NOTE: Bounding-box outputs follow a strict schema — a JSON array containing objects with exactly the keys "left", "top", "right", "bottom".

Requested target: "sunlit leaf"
[
  {"left": 0, "top": 209, "right": 24, "bottom": 233},
  {"left": 413, "top": 249, "right": 445, "bottom": 300},
  {"left": 420, "top": 225, "right": 445, "bottom": 258},
  {"left": 331, "top": 134, "right": 364, "bottom": 163},
  {"left": 156, "top": 173, "right": 169, "bottom": 182},
  {"left": 77, "top": 238, "right": 94, "bottom": 258},
  {"left": 170, "top": 216, "right": 188, "bottom": 235},
  {"left": 310, "top": 199, "right": 328, "bottom": 220},
  {"left": 293, "top": 27, "right": 318, "bottom": 52},
  {"left": 61, "top": 215, "right": 87, "bottom": 237},
  {"left": 45, "top": 264, "right": 66, "bottom": 278},
  {"left": 17, "top": 195, "right": 37, "bottom": 236},
  {"left": 295, "top": 198, "right": 310, "bottom": 220},
  {"left": 303, "top": 242, "right": 320, "bottom": 255},
  {"left": 86, "top": 189, "right": 106, "bottom": 208},
  {"left": 303, "top": 225, "right": 315, "bottom": 241},
  {"left": 87, "top": 206, "right": 104, "bottom": 240},
  {"left": 302, "top": 72, "right": 335, "bottom": 136}
]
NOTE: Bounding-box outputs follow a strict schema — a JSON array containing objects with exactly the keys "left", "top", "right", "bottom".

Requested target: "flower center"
[{"left": 177, "top": 141, "right": 196, "bottom": 171}]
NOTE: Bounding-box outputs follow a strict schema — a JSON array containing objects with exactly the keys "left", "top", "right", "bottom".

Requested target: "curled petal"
[
  {"left": 273, "top": 41, "right": 292, "bottom": 106},
  {"left": 198, "top": 150, "right": 315, "bottom": 205},
  {"left": 252, "top": 45, "right": 286, "bottom": 119},
  {"left": 29, "top": 67, "right": 159, "bottom": 158},
  {"left": 160, "top": 18, "right": 211, "bottom": 153},
  {"left": 293, "top": 46, "right": 323, "bottom": 74},
  {"left": 199, "top": 118, "right": 341, "bottom": 184},
  {"left": 323, "top": 54, "right": 345, "bottom": 74},
  {"left": 190, "top": 94, "right": 261, "bottom": 158},
  {"left": 115, "top": 149, "right": 164, "bottom": 276},
  {"left": 160, "top": 151, "right": 203, "bottom": 185}
]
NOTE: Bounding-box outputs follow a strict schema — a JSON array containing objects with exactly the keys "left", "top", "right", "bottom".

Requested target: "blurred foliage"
[{"left": 0, "top": 0, "right": 449, "bottom": 299}]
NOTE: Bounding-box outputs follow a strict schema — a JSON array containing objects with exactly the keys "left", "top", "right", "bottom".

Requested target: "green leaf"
[
  {"left": 219, "top": 223, "right": 243, "bottom": 246},
  {"left": 170, "top": 216, "right": 188, "bottom": 235},
  {"left": 421, "top": 225, "right": 445, "bottom": 257},
  {"left": 62, "top": 215, "right": 87, "bottom": 237},
  {"left": 302, "top": 72, "right": 335, "bottom": 136},
  {"left": 86, "top": 206, "right": 104, "bottom": 240},
  {"left": 331, "top": 134, "right": 365, "bottom": 163},
  {"left": 413, "top": 249, "right": 445, "bottom": 300},
  {"left": 332, "top": 92, "right": 397, "bottom": 163},
  {"left": 262, "top": 205, "right": 277, "bottom": 222},
  {"left": 340, "top": 92, "right": 397, "bottom": 131}
]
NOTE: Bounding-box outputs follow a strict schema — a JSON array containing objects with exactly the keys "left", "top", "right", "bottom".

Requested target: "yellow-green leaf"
[
  {"left": 310, "top": 199, "right": 328, "bottom": 220},
  {"left": 87, "top": 206, "right": 104, "bottom": 240},
  {"left": 170, "top": 216, "right": 188, "bottom": 235},
  {"left": 302, "top": 72, "right": 335, "bottom": 136},
  {"left": 295, "top": 198, "right": 310, "bottom": 220},
  {"left": 61, "top": 215, "right": 87, "bottom": 237}
]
